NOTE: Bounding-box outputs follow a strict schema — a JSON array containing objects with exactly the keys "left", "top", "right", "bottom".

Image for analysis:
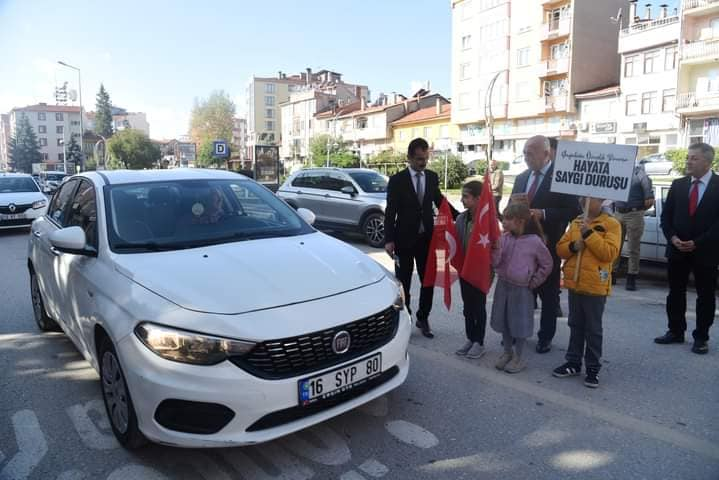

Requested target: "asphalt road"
[{"left": 1, "top": 228, "right": 718, "bottom": 480}]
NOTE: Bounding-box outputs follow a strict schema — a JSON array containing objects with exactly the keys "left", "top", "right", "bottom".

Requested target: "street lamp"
[{"left": 57, "top": 61, "right": 84, "bottom": 171}]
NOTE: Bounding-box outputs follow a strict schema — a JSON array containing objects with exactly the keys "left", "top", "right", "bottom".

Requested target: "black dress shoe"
[
  {"left": 416, "top": 319, "right": 434, "bottom": 339},
  {"left": 626, "top": 274, "right": 637, "bottom": 291},
  {"left": 421, "top": 327, "right": 435, "bottom": 339},
  {"left": 536, "top": 341, "right": 551, "bottom": 354},
  {"left": 654, "top": 331, "right": 685, "bottom": 344},
  {"left": 691, "top": 341, "right": 709, "bottom": 354}
]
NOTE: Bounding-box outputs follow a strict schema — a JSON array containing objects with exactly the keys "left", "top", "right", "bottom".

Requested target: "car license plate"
[
  {"left": 298, "top": 353, "right": 382, "bottom": 406},
  {"left": 0, "top": 214, "right": 23, "bottom": 221}
]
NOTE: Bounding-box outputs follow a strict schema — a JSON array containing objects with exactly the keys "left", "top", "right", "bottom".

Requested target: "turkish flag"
[
  {"left": 460, "top": 172, "right": 500, "bottom": 294},
  {"left": 423, "top": 198, "right": 464, "bottom": 310}
]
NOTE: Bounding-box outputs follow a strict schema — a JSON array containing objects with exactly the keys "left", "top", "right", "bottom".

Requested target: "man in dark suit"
[
  {"left": 656, "top": 142, "right": 719, "bottom": 354},
  {"left": 511, "top": 135, "right": 581, "bottom": 353},
  {"left": 385, "top": 138, "right": 457, "bottom": 338}
]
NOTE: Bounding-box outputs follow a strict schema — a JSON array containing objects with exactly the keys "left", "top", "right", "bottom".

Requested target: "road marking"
[
  {"left": 56, "top": 470, "right": 87, "bottom": 480},
  {"left": 358, "top": 396, "right": 388, "bottom": 417},
  {"left": 222, "top": 444, "right": 313, "bottom": 480},
  {"left": 339, "top": 471, "right": 366, "bottom": 480},
  {"left": 66, "top": 400, "right": 120, "bottom": 450},
  {"left": 384, "top": 420, "right": 439, "bottom": 449},
  {"left": 419, "top": 452, "right": 515, "bottom": 474},
  {"left": 106, "top": 465, "right": 168, "bottom": 480},
  {"left": 550, "top": 450, "right": 614, "bottom": 472},
  {"left": 0, "top": 410, "right": 48, "bottom": 480},
  {"left": 358, "top": 459, "right": 389, "bottom": 477},
  {"left": 520, "top": 428, "right": 571, "bottom": 448},
  {"left": 280, "top": 425, "right": 351, "bottom": 466},
  {"left": 411, "top": 345, "right": 719, "bottom": 462}
]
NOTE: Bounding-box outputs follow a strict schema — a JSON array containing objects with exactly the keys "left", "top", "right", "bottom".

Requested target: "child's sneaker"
[
  {"left": 552, "top": 362, "right": 581, "bottom": 378},
  {"left": 495, "top": 352, "right": 513, "bottom": 370},
  {"left": 584, "top": 371, "right": 600, "bottom": 388},
  {"left": 465, "top": 343, "right": 486, "bottom": 359},
  {"left": 504, "top": 356, "right": 525, "bottom": 373},
  {"left": 455, "top": 340, "right": 474, "bottom": 356}
]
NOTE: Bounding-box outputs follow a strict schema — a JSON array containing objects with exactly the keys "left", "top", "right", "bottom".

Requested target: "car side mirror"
[
  {"left": 341, "top": 186, "right": 357, "bottom": 196},
  {"left": 297, "top": 208, "right": 316, "bottom": 225},
  {"left": 49, "top": 227, "right": 95, "bottom": 256}
]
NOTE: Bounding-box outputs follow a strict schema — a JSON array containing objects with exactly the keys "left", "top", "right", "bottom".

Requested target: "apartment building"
[
  {"left": 575, "top": 86, "right": 621, "bottom": 144},
  {"left": 617, "top": 2, "right": 681, "bottom": 156},
  {"left": 0, "top": 114, "right": 10, "bottom": 170},
  {"left": 231, "top": 117, "right": 248, "bottom": 164},
  {"left": 451, "top": 0, "right": 628, "bottom": 163},
  {"left": 392, "top": 99, "right": 459, "bottom": 154},
  {"left": 677, "top": 0, "right": 719, "bottom": 146}
]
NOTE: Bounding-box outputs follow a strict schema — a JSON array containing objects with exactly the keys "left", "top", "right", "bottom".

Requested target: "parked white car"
[
  {"left": 638, "top": 153, "right": 675, "bottom": 176},
  {"left": 620, "top": 183, "right": 671, "bottom": 263},
  {"left": 0, "top": 173, "right": 48, "bottom": 229},
  {"left": 27, "top": 169, "right": 410, "bottom": 448}
]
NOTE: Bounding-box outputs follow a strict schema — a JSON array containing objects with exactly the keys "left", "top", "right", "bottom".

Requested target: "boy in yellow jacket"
[{"left": 552, "top": 197, "right": 621, "bottom": 388}]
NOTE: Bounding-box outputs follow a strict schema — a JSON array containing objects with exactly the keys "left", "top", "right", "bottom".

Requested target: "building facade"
[
  {"left": 112, "top": 108, "right": 150, "bottom": 136},
  {"left": 575, "top": 86, "right": 621, "bottom": 144},
  {"left": 231, "top": 117, "right": 248, "bottom": 165},
  {"left": 677, "top": 0, "right": 719, "bottom": 146},
  {"left": 0, "top": 114, "right": 10, "bottom": 170},
  {"left": 392, "top": 100, "right": 459, "bottom": 154}
]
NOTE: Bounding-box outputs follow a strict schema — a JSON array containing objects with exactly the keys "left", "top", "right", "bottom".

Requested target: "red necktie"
[
  {"left": 689, "top": 180, "right": 700, "bottom": 216},
  {"left": 527, "top": 172, "right": 541, "bottom": 205}
]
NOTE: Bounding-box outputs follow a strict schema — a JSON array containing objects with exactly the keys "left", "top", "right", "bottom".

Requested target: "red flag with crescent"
[{"left": 423, "top": 198, "right": 464, "bottom": 309}]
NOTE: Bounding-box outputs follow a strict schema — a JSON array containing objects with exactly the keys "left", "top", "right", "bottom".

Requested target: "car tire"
[
  {"left": 30, "top": 271, "right": 59, "bottom": 331},
  {"left": 99, "top": 336, "right": 147, "bottom": 449},
  {"left": 362, "top": 212, "right": 385, "bottom": 248}
]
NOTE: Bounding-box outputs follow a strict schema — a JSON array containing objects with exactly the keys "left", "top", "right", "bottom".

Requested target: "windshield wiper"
[{"left": 113, "top": 241, "right": 192, "bottom": 251}]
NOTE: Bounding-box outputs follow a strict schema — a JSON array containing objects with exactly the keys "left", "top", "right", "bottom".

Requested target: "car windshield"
[
  {"left": 348, "top": 171, "right": 387, "bottom": 193},
  {"left": 106, "top": 179, "right": 313, "bottom": 253},
  {"left": 45, "top": 174, "right": 66, "bottom": 182},
  {"left": 0, "top": 177, "right": 40, "bottom": 193}
]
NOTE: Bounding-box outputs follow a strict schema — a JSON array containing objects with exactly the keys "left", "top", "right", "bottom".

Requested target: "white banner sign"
[{"left": 551, "top": 141, "right": 638, "bottom": 202}]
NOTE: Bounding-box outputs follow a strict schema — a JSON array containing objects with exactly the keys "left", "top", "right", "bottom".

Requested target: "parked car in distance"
[
  {"left": 0, "top": 172, "right": 48, "bottom": 229},
  {"left": 505, "top": 154, "right": 527, "bottom": 177},
  {"left": 27, "top": 169, "right": 410, "bottom": 449},
  {"left": 621, "top": 182, "right": 671, "bottom": 264},
  {"left": 39, "top": 171, "right": 69, "bottom": 194},
  {"left": 277, "top": 168, "right": 387, "bottom": 247},
  {"left": 638, "top": 153, "right": 675, "bottom": 176}
]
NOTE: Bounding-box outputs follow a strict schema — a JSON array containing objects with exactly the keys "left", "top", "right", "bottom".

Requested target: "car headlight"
[
  {"left": 391, "top": 277, "right": 405, "bottom": 312},
  {"left": 134, "top": 322, "right": 256, "bottom": 365},
  {"left": 32, "top": 199, "right": 47, "bottom": 209}
]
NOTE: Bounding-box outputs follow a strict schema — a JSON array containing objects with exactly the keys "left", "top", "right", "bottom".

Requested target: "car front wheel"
[
  {"left": 30, "top": 271, "right": 59, "bottom": 331},
  {"left": 362, "top": 212, "right": 385, "bottom": 248},
  {"left": 99, "top": 337, "right": 146, "bottom": 449}
]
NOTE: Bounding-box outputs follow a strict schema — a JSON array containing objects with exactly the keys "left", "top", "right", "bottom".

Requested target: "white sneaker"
[
  {"left": 465, "top": 343, "right": 486, "bottom": 359},
  {"left": 504, "top": 356, "right": 526, "bottom": 374},
  {"left": 495, "top": 352, "right": 513, "bottom": 370},
  {"left": 455, "top": 340, "right": 474, "bottom": 356}
]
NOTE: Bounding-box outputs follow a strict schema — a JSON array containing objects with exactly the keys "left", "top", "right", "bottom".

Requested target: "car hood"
[
  {"left": 112, "top": 232, "right": 386, "bottom": 315},
  {"left": 0, "top": 191, "right": 45, "bottom": 205},
  {"left": 361, "top": 192, "right": 388, "bottom": 202}
]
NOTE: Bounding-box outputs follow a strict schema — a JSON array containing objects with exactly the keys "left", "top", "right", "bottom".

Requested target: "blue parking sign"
[{"left": 213, "top": 140, "right": 229, "bottom": 158}]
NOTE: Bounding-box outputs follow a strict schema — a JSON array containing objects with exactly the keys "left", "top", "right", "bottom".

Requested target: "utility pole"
[{"left": 484, "top": 71, "right": 503, "bottom": 173}]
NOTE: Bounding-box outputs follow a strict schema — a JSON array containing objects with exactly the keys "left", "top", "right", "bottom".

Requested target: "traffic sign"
[{"left": 213, "top": 140, "right": 229, "bottom": 158}]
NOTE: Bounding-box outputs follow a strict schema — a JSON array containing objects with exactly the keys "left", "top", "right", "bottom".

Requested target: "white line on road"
[
  {"left": 280, "top": 425, "right": 351, "bottom": 466},
  {"left": 340, "top": 471, "right": 366, "bottom": 480},
  {"left": 0, "top": 410, "right": 48, "bottom": 480},
  {"left": 222, "top": 444, "right": 314, "bottom": 480},
  {"left": 358, "top": 459, "right": 389, "bottom": 477},
  {"left": 66, "top": 400, "right": 120, "bottom": 450},
  {"left": 411, "top": 345, "right": 719, "bottom": 462},
  {"left": 384, "top": 420, "right": 439, "bottom": 449},
  {"left": 56, "top": 470, "right": 87, "bottom": 480},
  {"left": 106, "top": 465, "right": 168, "bottom": 480}
]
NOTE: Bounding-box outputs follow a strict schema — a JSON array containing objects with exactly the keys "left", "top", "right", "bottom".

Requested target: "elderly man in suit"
[
  {"left": 511, "top": 135, "right": 581, "bottom": 353},
  {"left": 655, "top": 143, "right": 719, "bottom": 354},
  {"left": 385, "top": 138, "right": 457, "bottom": 339}
]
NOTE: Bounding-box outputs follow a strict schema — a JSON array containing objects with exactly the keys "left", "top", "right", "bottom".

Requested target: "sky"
[{"left": 0, "top": 0, "right": 679, "bottom": 140}]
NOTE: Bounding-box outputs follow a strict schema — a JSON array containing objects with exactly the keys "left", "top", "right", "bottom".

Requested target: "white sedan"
[
  {"left": 27, "top": 169, "right": 410, "bottom": 448},
  {"left": 0, "top": 173, "right": 48, "bottom": 229}
]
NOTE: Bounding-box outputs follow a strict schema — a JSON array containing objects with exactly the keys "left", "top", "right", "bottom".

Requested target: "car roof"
[
  {"left": 295, "top": 167, "right": 380, "bottom": 174},
  {"left": 78, "top": 168, "right": 250, "bottom": 185},
  {"left": 0, "top": 172, "right": 32, "bottom": 177},
  {"left": 42, "top": 171, "right": 68, "bottom": 174}
]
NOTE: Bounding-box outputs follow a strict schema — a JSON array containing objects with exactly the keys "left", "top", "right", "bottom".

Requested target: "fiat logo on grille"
[
  {"left": 8, "top": 203, "right": 16, "bottom": 213},
  {"left": 332, "top": 331, "right": 351, "bottom": 354}
]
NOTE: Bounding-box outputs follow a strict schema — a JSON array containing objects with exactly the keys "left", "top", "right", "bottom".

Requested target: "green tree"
[
  {"left": 308, "top": 134, "right": 359, "bottom": 167},
  {"left": 367, "top": 149, "right": 407, "bottom": 176},
  {"left": 95, "top": 84, "right": 114, "bottom": 137},
  {"left": 66, "top": 135, "right": 82, "bottom": 168},
  {"left": 8, "top": 115, "right": 42, "bottom": 173},
  {"left": 195, "top": 139, "right": 232, "bottom": 168},
  {"left": 190, "top": 90, "right": 236, "bottom": 153},
  {"left": 106, "top": 129, "right": 160, "bottom": 170},
  {"left": 665, "top": 148, "right": 719, "bottom": 175},
  {"left": 430, "top": 153, "right": 469, "bottom": 189}
]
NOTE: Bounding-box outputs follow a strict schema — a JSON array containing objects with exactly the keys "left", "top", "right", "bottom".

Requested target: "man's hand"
[
  {"left": 573, "top": 239, "right": 585, "bottom": 252},
  {"left": 672, "top": 236, "right": 696, "bottom": 252},
  {"left": 530, "top": 209, "right": 544, "bottom": 221},
  {"left": 644, "top": 198, "right": 655, "bottom": 209},
  {"left": 385, "top": 241, "right": 395, "bottom": 258},
  {"left": 682, "top": 240, "right": 696, "bottom": 252}
]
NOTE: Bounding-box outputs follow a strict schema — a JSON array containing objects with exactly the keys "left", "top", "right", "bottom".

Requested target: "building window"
[
  {"left": 423, "top": 127, "right": 432, "bottom": 138},
  {"left": 39, "top": 138, "right": 47, "bottom": 147},
  {"left": 58, "top": 153, "right": 64, "bottom": 161},
  {"left": 71, "top": 120, "right": 80, "bottom": 126},
  {"left": 461, "top": 35, "right": 472, "bottom": 50},
  {"left": 266, "top": 108, "right": 274, "bottom": 118},
  {"left": 411, "top": 128, "right": 418, "bottom": 138},
  {"left": 356, "top": 117, "right": 368, "bottom": 129},
  {"left": 711, "top": 18, "right": 719, "bottom": 37},
  {"left": 38, "top": 112, "right": 46, "bottom": 121},
  {"left": 460, "top": 63, "right": 471, "bottom": 80},
  {"left": 440, "top": 125, "right": 449, "bottom": 137},
  {"left": 38, "top": 125, "right": 47, "bottom": 134},
  {"left": 399, "top": 130, "right": 405, "bottom": 140},
  {"left": 56, "top": 125, "right": 64, "bottom": 134},
  {"left": 265, "top": 83, "right": 276, "bottom": 94},
  {"left": 264, "top": 96, "right": 275, "bottom": 106},
  {"left": 665, "top": 134, "right": 678, "bottom": 147},
  {"left": 265, "top": 121, "right": 275, "bottom": 131},
  {"left": 624, "top": 55, "right": 637, "bottom": 77},
  {"left": 55, "top": 113, "right": 64, "bottom": 121},
  {"left": 643, "top": 50, "right": 660, "bottom": 74},
  {"left": 517, "top": 47, "right": 530, "bottom": 66},
  {"left": 625, "top": 94, "right": 638, "bottom": 116},
  {"left": 550, "top": 43, "right": 568, "bottom": 59},
  {"left": 664, "top": 46, "right": 678, "bottom": 70},
  {"left": 41, "top": 153, "right": 49, "bottom": 161},
  {"left": 641, "top": 91, "right": 657, "bottom": 114},
  {"left": 662, "top": 89, "right": 676, "bottom": 112},
  {"left": 57, "top": 138, "right": 64, "bottom": 146}
]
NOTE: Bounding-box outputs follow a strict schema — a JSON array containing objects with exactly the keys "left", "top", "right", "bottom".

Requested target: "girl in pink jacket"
[{"left": 490, "top": 203, "right": 553, "bottom": 373}]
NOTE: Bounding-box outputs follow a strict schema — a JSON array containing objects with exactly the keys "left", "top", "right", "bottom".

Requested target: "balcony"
[
  {"left": 539, "top": 57, "right": 570, "bottom": 77},
  {"left": 681, "top": 38, "right": 719, "bottom": 64},
  {"left": 618, "top": 17, "right": 681, "bottom": 54},
  {"left": 541, "top": 17, "right": 571, "bottom": 41},
  {"left": 683, "top": 0, "right": 719, "bottom": 16},
  {"left": 545, "top": 94, "right": 568, "bottom": 112},
  {"left": 676, "top": 92, "right": 719, "bottom": 114},
  {"left": 540, "top": 0, "right": 569, "bottom": 6}
]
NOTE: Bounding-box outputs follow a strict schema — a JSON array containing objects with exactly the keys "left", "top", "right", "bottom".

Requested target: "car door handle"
[
  {"left": 32, "top": 230, "right": 42, "bottom": 238},
  {"left": 324, "top": 194, "right": 330, "bottom": 198},
  {"left": 297, "top": 190, "right": 303, "bottom": 195},
  {"left": 50, "top": 246, "right": 61, "bottom": 256}
]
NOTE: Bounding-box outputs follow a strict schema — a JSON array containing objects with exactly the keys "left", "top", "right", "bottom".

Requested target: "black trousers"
[
  {"left": 535, "top": 253, "right": 561, "bottom": 344},
  {"left": 459, "top": 279, "right": 487, "bottom": 344},
  {"left": 395, "top": 233, "right": 433, "bottom": 322},
  {"left": 494, "top": 196, "right": 502, "bottom": 219},
  {"left": 666, "top": 254, "right": 717, "bottom": 342}
]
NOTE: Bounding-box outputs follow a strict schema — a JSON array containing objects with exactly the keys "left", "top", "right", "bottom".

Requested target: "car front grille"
[
  {"left": 0, "top": 203, "right": 32, "bottom": 214},
  {"left": 229, "top": 306, "right": 400, "bottom": 380}
]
